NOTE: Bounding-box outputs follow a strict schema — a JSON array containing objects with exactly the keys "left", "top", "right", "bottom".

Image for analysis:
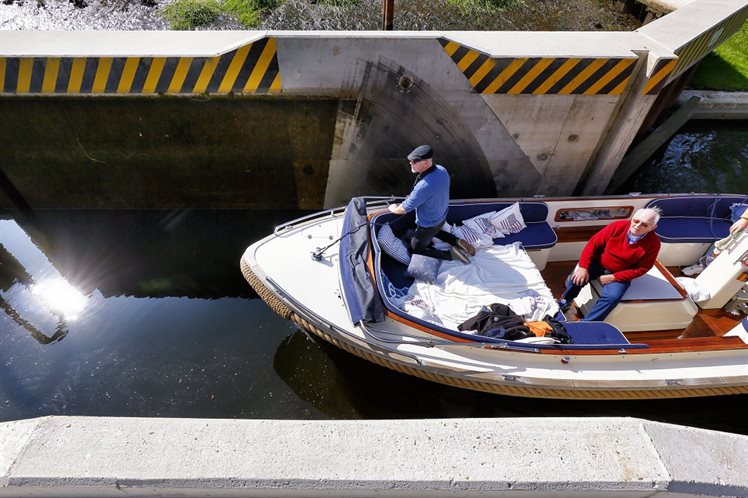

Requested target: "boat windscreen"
[{"left": 339, "top": 198, "right": 385, "bottom": 324}]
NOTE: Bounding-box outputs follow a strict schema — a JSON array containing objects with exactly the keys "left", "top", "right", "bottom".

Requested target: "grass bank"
[{"left": 689, "top": 22, "right": 748, "bottom": 91}]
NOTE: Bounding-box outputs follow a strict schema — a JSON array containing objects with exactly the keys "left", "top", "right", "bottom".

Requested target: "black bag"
[
  {"left": 459, "top": 303, "right": 532, "bottom": 340},
  {"left": 543, "top": 314, "right": 573, "bottom": 344}
]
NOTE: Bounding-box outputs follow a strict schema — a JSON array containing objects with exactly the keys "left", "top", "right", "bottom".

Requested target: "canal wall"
[
  {"left": 0, "top": 0, "right": 746, "bottom": 209},
  {"left": 2, "top": 416, "right": 747, "bottom": 497}
]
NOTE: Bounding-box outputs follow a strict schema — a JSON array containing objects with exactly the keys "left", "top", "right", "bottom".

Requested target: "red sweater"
[{"left": 579, "top": 220, "right": 661, "bottom": 283}]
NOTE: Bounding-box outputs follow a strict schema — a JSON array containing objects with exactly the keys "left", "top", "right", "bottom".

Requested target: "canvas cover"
[{"left": 339, "top": 197, "right": 385, "bottom": 324}]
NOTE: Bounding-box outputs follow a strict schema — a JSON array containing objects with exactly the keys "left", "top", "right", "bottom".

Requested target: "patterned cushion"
[
  {"left": 455, "top": 225, "right": 493, "bottom": 248},
  {"left": 378, "top": 223, "right": 411, "bottom": 265},
  {"left": 490, "top": 202, "right": 527, "bottom": 234},
  {"left": 405, "top": 254, "right": 442, "bottom": 283},
  {"left": 463, "top": 211, "right": 505, "bottom": 239}
]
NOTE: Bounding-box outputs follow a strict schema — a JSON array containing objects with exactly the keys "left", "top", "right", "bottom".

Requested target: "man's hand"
[
  {"left": 730, "top": 217, "right": 748, "bottom": 234},
  {"left": 570, "top": 267, "right": 589, "bottom": 286},
  {"left": 599, "top": 274, "right": 616, "bottom": 286},
  {"left": 388, "top": 204, "right": 405, "bottom": 215}
]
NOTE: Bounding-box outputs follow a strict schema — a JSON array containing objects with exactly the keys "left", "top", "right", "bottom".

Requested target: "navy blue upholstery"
[
  {"left": 375, "top": 201, "right": 557, "bottom": 250},
  {"left": 646, "top": 195, "right": 748, "bottom": 243},
  {"left": 564, "top": 321, "right": 629, "bottom": 346},
  {"left": 494, "top": 222, "right": 557, "bottom": 249}
]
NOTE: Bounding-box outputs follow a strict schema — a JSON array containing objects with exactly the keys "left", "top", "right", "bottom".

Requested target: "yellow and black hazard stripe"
[
  {"left": 669, "top": 5, "right": 748, "bottom": 82},
  {"left": 0, "top": 37, "right": 281, "bottom": 95},
  {"left": 642, "top": 57, "right": 676, "bottom": 95},
  {"left": 439, "top": 39, "right": 637, "bottom": 95}
]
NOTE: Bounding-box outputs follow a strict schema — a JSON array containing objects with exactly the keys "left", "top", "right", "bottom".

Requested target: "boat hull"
[{"left": 241, "top": 195, "right": 748, "bottom": 400}]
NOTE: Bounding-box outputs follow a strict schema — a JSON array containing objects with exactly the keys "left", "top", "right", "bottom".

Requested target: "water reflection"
[
  {"left": 0, "top": 219, "right": 87, "bottom": 344},
  {"left": 274, "top": 331, "right": 748, "bottom": 433},
  {"left": 1, "top": 127, "right": 748, "bottom": 430},
  {"left": 0, "top": 209, "right": 312, "bottom": 422}
]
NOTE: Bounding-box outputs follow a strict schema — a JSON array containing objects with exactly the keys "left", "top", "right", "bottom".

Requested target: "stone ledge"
[
  {"left": 0, "top": 416, "right": 746, "bottom": 497},
  {"left": 681, "top": 90, "right": 748, "bottom": 119}
]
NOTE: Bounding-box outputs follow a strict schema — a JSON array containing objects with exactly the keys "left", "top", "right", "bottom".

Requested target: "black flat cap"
[{"left": 407, "top": 145, "right": 433, "bottom": 161}]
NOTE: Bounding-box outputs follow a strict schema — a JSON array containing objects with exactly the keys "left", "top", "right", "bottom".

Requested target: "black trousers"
[{"left": 410, "top": 223, "right": 459, "bottom": 260}]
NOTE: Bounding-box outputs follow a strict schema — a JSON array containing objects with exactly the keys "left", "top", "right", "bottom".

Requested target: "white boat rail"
[{"left": 273, "top": 196, "right": 403, "bottom": 236}]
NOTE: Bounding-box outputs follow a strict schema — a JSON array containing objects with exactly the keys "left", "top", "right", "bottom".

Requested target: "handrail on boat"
[{"left": 273, "top": 196, "right": 403, "bottom": 236}]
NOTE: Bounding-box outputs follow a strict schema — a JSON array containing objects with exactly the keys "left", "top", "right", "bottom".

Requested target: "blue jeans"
[{"left": 561, "top": 260, "right": 630, "bottom": 321}]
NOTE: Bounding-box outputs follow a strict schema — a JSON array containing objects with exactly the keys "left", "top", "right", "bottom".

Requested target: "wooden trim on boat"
[
  {"left": 654, "top": 259, "right": 688, "bottom": 298},
  {"left": 289, "top": 310, "right": 748, "bottom": 400},
  {"left": 536, "top": 335, "right": 747, "bottom": 355},
  {"left": 554, "top": 226, "right": 608, "bottom": 243},
  {"left": 385, "top": 311, "right": 474, "bottom": 343}
]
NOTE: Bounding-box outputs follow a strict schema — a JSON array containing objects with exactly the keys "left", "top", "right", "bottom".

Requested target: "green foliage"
[
  {"left": 160, "top": 0, "right": 222, "bottom": 30},
  {"left": 690, "top": 22, "right": 748, "bottom": 91},
  {"left": 447, "top": 0, "right": 522, "bottom": 14},
  {"left": 315, "top": 0, "right": 359, "bottom": 7},
  {"left": 222, "top": 0, "right": 279, "bottom": 27}
]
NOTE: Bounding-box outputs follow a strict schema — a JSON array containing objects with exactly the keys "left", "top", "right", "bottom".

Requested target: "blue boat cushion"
[
  {"left": 374, "top": 201, "right": 556, "bottom": 251},
  {"left": 447, "top": 201, "right": 555, "bottom": 250},
  {"left": 377, "top": 222, "right": 411, "bottom": 265},
  {"left": 495, "top": 222, "right": 557, "bottom": 249},
  {"left": 655, "top": 218, "right": 731, "bottom": 244},
  {"left": 563, "top": 321, "right": 630, "bottom": 346},
  {"left": 730, "top": 203, "right": 748, "bottom": 222},
  {"left": 405, "top": 254, "right": 442, "bottom": 283},
  {"left": 646, "top": 196, "right": 748, "bottom": 243}
]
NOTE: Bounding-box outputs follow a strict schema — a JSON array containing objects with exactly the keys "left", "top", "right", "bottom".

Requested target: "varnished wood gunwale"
[{"left": 366, "top": 210, "right": 748, "bottom": 357}]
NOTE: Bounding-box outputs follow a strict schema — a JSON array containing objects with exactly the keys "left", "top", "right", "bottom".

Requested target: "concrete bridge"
[{"left": 0, "top": 0, "right": 746, "bottom": 209}]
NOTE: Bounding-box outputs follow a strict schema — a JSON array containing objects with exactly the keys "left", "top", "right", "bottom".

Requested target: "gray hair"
[{"left": 634, "top": 206, "right": 662, "bottom": 224}]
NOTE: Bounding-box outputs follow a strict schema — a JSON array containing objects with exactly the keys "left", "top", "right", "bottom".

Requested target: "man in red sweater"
[{"left": 559, "top": 207, "right": 662, "bottom": 321}]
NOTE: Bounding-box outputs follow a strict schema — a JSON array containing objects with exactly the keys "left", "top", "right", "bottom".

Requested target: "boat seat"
[
  {"left": 563, "top": 321, "right": 629, "bottom": 346},
  {"left": 645, "top": 195, "right": 746, "bottom": 243},
  {"left": 374, "top": 201, "right": 556, "bottom": 271},
  {"left": 645, "top": 195, "right": 747, "bottom": 266},
  {"left": 445, "top": 201, "right": 557, "bottom": 250},
  {"left": 574, "top": 260, "right": 698, "bottom": 332}
]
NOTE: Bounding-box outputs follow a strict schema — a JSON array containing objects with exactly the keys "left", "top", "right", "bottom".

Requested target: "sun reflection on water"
[{"left": 31, "top": 278, "right": 88, "bottom": 321}]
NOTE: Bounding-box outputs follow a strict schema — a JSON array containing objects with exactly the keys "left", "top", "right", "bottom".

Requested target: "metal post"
[{"left": 382, "top": 0, "right": 394, "bottom": 30}]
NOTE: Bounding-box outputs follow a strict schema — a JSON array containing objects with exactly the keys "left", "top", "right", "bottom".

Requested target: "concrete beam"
[
  {"left": 680, "top": 90, "right": 748, "bottom": 119},
  {"left": 1, "top": 416, "right": 747, "bottom": 497}
]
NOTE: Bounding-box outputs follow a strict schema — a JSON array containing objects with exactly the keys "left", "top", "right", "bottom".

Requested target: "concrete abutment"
[
  {"left": 1, "top": 0, "right": 746, "bottom": 208},
  {"left": 1, "top": 416, "right": 747, "bottom": 497}
]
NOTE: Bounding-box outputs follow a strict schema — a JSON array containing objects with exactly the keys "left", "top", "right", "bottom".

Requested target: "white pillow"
[
  {"left": 490, "top": 202, "right": 527, "bottom": 234},
  {"left": 378, "top": 223, "right": 411, "bottom": 265},
  {"left": 462, "top": 212, "right": 505, "bottom": 239},
  {"left": 455, "top": 225, "right": 493, "bottom": 248}
]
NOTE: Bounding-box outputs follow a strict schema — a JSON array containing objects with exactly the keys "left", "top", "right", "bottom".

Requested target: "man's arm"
[{"left": 578, "top": 222, "right": 617, "bottom": 270}]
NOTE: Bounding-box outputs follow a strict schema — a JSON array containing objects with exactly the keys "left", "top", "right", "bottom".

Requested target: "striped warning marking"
[
  {"left": 0, "top": 37, "right": 281, "bottom": 95},
  {"left": 439, "top": 39, "right": 637, "bottom": 95},
  {"left": 642, "top": 58, "right": 677, "bottom": 95},
  {"left": 669, "top": 6, "right": 748, "bottom": 83}
]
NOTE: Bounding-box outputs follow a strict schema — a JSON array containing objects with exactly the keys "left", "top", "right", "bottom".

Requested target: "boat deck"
[{"left": 541, "top": 261, "right": 742, "bottom": 341}]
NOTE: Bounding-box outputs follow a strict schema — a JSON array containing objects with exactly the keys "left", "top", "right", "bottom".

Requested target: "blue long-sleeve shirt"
[{"left": 401, "top": 165, "right": 450, "bottom": 227}]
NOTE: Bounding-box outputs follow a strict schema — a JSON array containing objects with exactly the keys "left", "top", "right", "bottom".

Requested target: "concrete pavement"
[{"left": 1, "top": 416, "right": 747, "bottom": 497}]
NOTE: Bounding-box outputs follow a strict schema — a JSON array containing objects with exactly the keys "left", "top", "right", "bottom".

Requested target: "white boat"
[{"left": 241, "top": 194, "right": 748, "bottom": 400}]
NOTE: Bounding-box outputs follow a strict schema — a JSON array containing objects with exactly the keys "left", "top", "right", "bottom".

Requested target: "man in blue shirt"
[{"left": 388, "top": 145, "right": 474, "bottom": 263}]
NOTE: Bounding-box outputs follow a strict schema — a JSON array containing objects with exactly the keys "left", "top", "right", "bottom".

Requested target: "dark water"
[
  {"left": 616, "top": 121, "right": 748, "bottom": 195},
  {"left": 2, "top": 123, "right": 748, "bottom": 434}
]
